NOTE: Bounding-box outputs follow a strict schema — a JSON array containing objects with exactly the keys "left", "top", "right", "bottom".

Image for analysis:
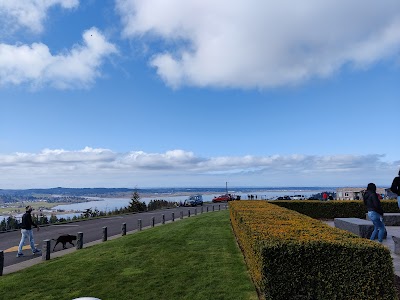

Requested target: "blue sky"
[{"left": 0, "top": 0, "right": 399, "bottom": 189}]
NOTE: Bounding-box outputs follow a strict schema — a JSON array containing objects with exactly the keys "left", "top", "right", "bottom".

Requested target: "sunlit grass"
[{"left": 0, "top": 210, "right": 258, "bottom": 300}]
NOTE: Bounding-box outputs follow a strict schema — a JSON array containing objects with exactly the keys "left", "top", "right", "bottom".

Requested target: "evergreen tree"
[
  {"left": 0, "top": 219, "right": 6, "bottom": 231},
  {"left": 6, "top": 216, "right": 18, "bottom": 230},
  {"left": 49, "top": 215, "right": 59, "bottom": 223},
  {"left": 127, "top": 188, "right": 147, "bottom": 212}
]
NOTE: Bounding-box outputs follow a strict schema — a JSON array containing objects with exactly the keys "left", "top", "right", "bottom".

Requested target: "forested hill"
[
  {"left": 0, "top": 186, "right": 332, "bottom": 198},
  {"left": 0, "top": 187, "right": 134, "bottom": 197}
]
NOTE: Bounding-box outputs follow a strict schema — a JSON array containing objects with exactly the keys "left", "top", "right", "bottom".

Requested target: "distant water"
[
  {"left": 0, "top": 187, "right": 334, "bottom": 222},
  {"left": 0, "top": 212, "right": 83, "bottom": 223},
  {"left": 50, "top": 188, "right": 330, "bottom": 212}
]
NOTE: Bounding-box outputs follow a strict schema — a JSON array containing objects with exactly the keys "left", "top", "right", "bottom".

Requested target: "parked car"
[
  {"left": 184, "top": 195, "right": 203, "bottom": 206},
  {"left": 212, "top": 194, "right": 236, "bottom": 203},
  {"left": 276, "top": 196, "right": 291, "bottom": 200}
]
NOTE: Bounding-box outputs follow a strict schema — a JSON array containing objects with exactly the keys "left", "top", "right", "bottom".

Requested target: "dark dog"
[{"left": 52, "top": 234, "right": 77, "bottom": 251}]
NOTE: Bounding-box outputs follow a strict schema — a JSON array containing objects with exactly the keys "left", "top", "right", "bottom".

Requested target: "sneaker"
[
  {"left": 16, "top": 253, "right": 24, "bottom": 257},
  {"left": 32, "top": 249, "right": 41, "bottom": 254}
]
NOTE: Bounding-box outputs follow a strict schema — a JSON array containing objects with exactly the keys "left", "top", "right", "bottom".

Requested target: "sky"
[{"left": 0, "top": 0, "right": 399, "bottom": 189}]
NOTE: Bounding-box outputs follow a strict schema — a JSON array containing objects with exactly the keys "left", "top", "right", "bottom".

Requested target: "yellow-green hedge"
[
  {"left": 230, "top": 201, "right": 397, "bottom": 300},
  {"left": 271, "top": 200, "right": 398, "bottom": 219}
]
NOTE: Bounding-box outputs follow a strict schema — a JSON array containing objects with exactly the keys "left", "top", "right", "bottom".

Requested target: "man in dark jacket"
[
  {"left": 363, "top": 183, "right": 385, "bottom": 243},
  {"left": 16, "top": 206, "right": 41, "bottom": 257},
  {"left": 390, "top": 169, "right": 400, "bottom": 209}
]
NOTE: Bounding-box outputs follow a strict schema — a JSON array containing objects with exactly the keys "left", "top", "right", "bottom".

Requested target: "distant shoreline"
[{"left": 0, "top": 187, "right": 337, "bottom": 219}]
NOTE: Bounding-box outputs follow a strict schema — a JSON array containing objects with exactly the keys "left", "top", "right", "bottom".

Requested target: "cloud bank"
[
  {"left": 116, "top": 0, "right": 400, "bottom": 89},
  {"left": 0, "top": 27, "right": 117, "bottom": 89},
  {"left": 0, "top": 147, "right": 398, "bottom": 188},
  {"left": 0, "top": 0, "right": 79, "bottom": 33}
]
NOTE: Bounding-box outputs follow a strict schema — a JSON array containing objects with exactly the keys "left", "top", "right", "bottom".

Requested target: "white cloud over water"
[
  {"left": 0, "top": 147, "right": 398, "bottom": 188},
  {"left": 116, "top": 0, "right": 400, "bottom": 89},
  {"left": 0, "top": 27, "right": 117, "bottom": 89},
  {"left": 0, "top": 0, "right": 79, "bottom": 33}
]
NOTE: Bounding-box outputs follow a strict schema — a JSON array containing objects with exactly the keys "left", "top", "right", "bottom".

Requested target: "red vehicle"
[{"left": 212, "top": 194, "right": 237, "bottom": 203}]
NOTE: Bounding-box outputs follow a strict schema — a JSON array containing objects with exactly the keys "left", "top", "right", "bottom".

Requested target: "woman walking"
[{"left": 363, "top": 183, "right": 385, "bottom": 243}]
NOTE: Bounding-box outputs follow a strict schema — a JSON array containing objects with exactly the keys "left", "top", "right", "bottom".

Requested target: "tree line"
[{"left": 0, "top": 191, "right": 178, "bottom": 232}]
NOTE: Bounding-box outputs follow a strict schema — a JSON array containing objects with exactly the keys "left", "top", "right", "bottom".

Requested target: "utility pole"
[{"left": 226, "top": 182, "right": 228, "bottom": 194}]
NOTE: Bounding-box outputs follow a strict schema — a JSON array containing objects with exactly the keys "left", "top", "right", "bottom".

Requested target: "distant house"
[{"left": 336, "top": 187, "right": 389, "bottom": 200}]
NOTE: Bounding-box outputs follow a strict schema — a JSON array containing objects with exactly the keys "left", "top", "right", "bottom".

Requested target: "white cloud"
[
  {"left": 0, "top": 147, "right": 398, "bottom": 188},
  {"left": 0, "top": 27, "right": 117, "bottom": 89},
  {"left": 0, "top": 0, "right": 79, "bottom": 33},
  {"left": 116, "top": 0, "right": 400, "bottom": 89}
]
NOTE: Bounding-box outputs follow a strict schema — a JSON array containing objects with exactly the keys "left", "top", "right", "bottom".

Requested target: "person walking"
[
  {"left": 16, "top": 206, "right": 41, "bottom": 257},
  {"left": 363, "top": 183, "right": 385, "bottom": 243},
  {"left": 390, "top": 169, "right": 400, "bottom": 209}
]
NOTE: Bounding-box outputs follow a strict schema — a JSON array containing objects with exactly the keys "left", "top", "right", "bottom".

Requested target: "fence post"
[
  {"left": 195, "top": 208, "right": 197, "bottom": 215},
  {"left": 207, "top": 206, "right": 209, "bottom": 212},
  {"left": 138, "top": 219, "right": 142, "bottom": 231},
  {"left": 0, "top": 250, "right": 3, "bottom": 276},
  {"left": 76, "top": 232, "right": 83, "bottom": 249},
  {"left": 102, "top": 226, "right": 108, "bottom": 242},
  {"left": 188, "top": 210, "right": 191, "bottom": 217},
  {"left": 180, "top": 211, "right": 183, "bottom": 220},
  {"left": 162, "top": 214, "right": 165, "bottom": 224},
  {"left": 42, "top": 239, "right": 51, "bottom": 261},
  {"left": 219, "top": 205, "right": 221, "bottom": 211},
  {"left": 172, "top": 212, "right": 175, "bottom": 222},
  {"left": 122, "top": 223, "right": 127, "bottom": 236},
  {"left": 213, "top": 205, "right": 215, "bottom": 211},
  {"left": 151, "top": 216, "right": 155, "bottom": 227},
  {"left": 201, "top": 206, "right": 203, "bottom": 214}
]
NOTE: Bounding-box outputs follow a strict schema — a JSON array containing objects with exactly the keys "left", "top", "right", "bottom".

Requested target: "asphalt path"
[{"left": 0, "top": 203, "right": 227, "bottom": 268}]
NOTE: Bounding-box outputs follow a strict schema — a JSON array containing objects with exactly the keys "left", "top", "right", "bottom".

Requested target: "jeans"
[
  {"left": 18, "top": 229, "right": 36, "bottom": 254},
  {"left": 368, "top": 211, "right": 386, "bottom": 243},
  {"left": 397, "top": 196, "right": 400, "bottom": 209}
]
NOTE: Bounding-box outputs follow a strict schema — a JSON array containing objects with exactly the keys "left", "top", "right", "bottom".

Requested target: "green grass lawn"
[{"left": 0, "top": 210, "right": 258, "bottom": 300}]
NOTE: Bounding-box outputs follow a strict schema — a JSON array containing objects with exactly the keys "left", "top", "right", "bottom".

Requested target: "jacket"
[
  {"left": 363, "top": 190, "right": 384, "bottom": 216},
  {"left": 20, "top": 212, "right": 38, "bottom": 230},
  {"left": 391, "top": 176, "right": 400, "bottom": 196}
]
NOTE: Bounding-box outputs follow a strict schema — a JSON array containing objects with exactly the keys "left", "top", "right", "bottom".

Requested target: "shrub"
[
  {"left": 230, "top": 201, "right": 397, "bottom": 300},
  {"left": 271, "top": 200, "right": 398, "bottom": 219}
]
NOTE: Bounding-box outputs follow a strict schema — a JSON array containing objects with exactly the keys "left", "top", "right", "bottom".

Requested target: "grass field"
[{"left": 0, "top": 210, "right": 258, "bottom": 300}]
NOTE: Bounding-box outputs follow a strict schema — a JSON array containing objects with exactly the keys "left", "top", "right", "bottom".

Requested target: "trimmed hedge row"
[
  {"left": 271, "top": 200, "right": 399, "bottom": 219},
  {"left": 230, "top": 201, "right": 397, "bottom": 300}
]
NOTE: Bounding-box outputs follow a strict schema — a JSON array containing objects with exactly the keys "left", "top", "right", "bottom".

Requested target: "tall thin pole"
[{"left": 226, "top": 181, "right": 228, "bottom": 194}]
